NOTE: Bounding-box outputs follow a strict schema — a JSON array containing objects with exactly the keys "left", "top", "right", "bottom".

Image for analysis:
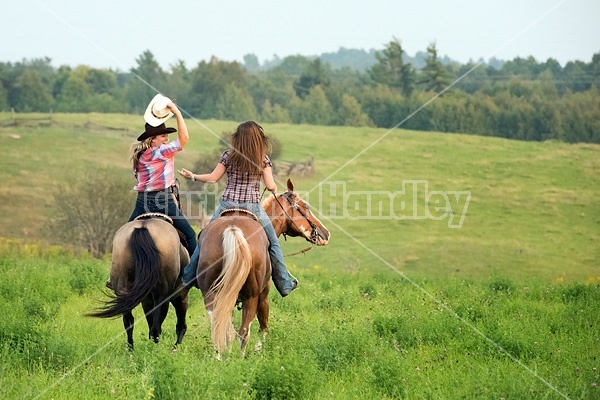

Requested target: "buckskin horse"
[
  {"left": 87, "top": 215, "right": 190, "bottom": 349},
  {"left": 195, "top": 179, "right": 330, "bottom": 354}
]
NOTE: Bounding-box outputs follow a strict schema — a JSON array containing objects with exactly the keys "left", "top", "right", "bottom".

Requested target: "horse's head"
[{"left": 268, "top": 179, "right": 330, "bottom": 246}]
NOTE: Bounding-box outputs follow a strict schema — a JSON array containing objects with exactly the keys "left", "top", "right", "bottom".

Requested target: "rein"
[{"left": 284, "top": 245, "right": 313, "bottom": 257}]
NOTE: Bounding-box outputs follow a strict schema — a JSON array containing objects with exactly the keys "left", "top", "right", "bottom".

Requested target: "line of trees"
[{"left": 1, "top": 38, "right": 599, "bottom": 143}]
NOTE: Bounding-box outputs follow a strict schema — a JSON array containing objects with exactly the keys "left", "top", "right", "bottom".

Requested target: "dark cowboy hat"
[{"left": 137, "top": 123, "right": 177, "bottom": 141}]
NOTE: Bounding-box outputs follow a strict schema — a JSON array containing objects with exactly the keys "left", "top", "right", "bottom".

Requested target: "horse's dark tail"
[{"left": 87, "top": 227, "right": 160, "bottom": 318}]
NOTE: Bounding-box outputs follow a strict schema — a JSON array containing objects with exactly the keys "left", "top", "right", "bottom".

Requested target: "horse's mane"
[{"left": 261, "top": 194, "right": 276, "bottom": 209}]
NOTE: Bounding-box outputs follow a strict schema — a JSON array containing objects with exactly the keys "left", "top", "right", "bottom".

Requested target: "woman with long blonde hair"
[{"left": 105, "top": 101, "right": 197, "bottom": 289}]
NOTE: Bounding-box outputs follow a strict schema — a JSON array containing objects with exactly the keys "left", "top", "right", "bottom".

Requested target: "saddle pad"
[
  {"left": 134, "top": 212, "right": 174, "bottom": 225},
  {"left": 218, "top": 208, "right": 259, "bottom": 221}
]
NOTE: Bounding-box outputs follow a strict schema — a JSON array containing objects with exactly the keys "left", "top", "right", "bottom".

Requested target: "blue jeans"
[
  {"left": 128, "top": 189, "right": 197, "bottom": 258},
  {"left": 182, "top": 201, "right": 295, "bottom": 296}
]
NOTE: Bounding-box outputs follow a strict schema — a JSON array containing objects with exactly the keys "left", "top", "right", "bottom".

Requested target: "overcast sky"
[{"left": 4, "top": 0, "right": 599, "bottom": 71}]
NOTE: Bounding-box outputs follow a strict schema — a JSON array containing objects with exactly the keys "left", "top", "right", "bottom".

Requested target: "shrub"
[{"left": 46, "top": 167, "right": 133, "bottom": 258}]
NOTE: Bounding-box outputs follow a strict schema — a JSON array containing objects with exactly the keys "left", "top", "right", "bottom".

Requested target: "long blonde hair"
[
  {"left": 129, "top": 137, "right": 153, "bottom": 173},
  {"left": 228, "top": 121, "right": 271, "bottom": 175}
]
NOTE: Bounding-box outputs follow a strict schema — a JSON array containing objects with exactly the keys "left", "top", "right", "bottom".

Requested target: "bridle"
[{"left": 270, "top": 190, "right": 321, "bottom": 256}]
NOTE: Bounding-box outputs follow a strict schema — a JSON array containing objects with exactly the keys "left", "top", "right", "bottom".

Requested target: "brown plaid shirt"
[{"left": 219, "top": 149, "right": 272, "bottom": 203}]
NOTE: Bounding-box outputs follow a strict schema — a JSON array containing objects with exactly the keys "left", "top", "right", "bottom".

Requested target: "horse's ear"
[{"left": 287, "top": 179, "right": 294, "bottom": 192}]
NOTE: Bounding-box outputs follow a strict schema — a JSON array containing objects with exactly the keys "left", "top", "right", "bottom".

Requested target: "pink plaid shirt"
[
  {"left": 219, "top": 149, "right": 272, "bottom": 203},
  {"left": 133, "top": 139, "right": 182, "bottom": 192}
]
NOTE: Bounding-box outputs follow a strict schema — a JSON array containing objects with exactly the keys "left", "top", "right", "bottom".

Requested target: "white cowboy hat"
[{"left": 144, "top": 94, "right": 174, "bottom": 127}]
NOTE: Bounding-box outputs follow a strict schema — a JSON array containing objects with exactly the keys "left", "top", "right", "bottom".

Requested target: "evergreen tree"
[
  {"left": 294, "top": 58, "right": 330, "bottom": 98},
  {"left": 165, "top": 60, "right": 191, "bottom": 108},
  {"left": 124, "top": 50, "right": 166, "bottom": 113},
  {"left": 368, "top": 37, "right": 414, "bottom": 96},
  {"left": 420, "top": 42, "right": 451, "bottom": 93}
]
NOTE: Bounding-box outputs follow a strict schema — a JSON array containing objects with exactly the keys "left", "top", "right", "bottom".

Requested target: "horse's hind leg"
[
  {"left": 255, "top": 290, "right": 269, "bottom": 351},
  {"left": 150, "top": 302, "right": 170, "bottom": 343},
  {"left": 140, "top": 299, "right": 166, "bottom": 343},
  {"left": 141, "top": 301, "right": 156, "bottom": 342},
  {"left": 257, "top": 289, "right": 270, "bottom": 336},
  {"left": 171, "top": 293, "right": 188, "bottom": 347},
  {"left": 123, "top": 311, "right": 135, "bottom": 349},
  {"left": 239, "top": 296, "right": 259, "bottom": 351}
]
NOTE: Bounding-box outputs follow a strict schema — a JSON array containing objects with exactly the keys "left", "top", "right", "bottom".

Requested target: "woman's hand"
[
  {"left": 166, "top": 101, "right": 181, "bottom": 116},
  {"left": 177, "top": 168, "right": 194, "bottom": 180}
]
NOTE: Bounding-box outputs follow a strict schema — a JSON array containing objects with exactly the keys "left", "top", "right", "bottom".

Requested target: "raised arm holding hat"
[{"left": 105, "top": 97, "right": 196, "bottom": 290}]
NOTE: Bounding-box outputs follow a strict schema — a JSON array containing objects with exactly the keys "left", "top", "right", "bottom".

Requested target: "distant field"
[
  {"left": 1, "top": 113, "right": 599, "bottom": 399},
  {"left": 1, "top": 112, "right": 598, "bottom": 283}
]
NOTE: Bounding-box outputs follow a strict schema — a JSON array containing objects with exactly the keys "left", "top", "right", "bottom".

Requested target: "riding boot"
[
  {"left": 271, "top": 257, "right": 298, "bottom": 297},
  {"left": 181, "top": 246, "right": 200, "bottom": 288}
]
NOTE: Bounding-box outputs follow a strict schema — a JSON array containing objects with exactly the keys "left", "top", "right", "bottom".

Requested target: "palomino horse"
[
  {"left": 87, "top": 216, "right": 190, "bottom": 349},
  {"left": 196, "top": 179, "right": 330, "bottom": 353}
]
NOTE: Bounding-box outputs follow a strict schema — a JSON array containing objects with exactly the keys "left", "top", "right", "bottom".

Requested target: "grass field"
[{"left": 0, "top": 113, "right": 599, "bottom": 399}]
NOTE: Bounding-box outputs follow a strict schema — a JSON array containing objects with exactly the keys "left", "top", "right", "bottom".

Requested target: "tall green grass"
[{"left": 0, "top": 239, "right": 598, "bottom": 399}]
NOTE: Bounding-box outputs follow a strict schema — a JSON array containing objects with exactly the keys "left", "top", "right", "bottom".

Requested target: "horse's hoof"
[{"left": 254, "top": 341, "right": 263, "bottom": 353}]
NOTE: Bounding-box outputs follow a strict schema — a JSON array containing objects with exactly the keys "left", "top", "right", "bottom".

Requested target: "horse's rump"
[
  {"left": 87, "top": 217, "right": 191, "bottom": 347},
  {"left": 197, "top": 216, "right": 271, "bottom": 351},
  {"left": 88, "top": 218, "right": 186, "bottom": 318},
  {"left": 197, "top": 216, "right": 270, "bottom": 295}
]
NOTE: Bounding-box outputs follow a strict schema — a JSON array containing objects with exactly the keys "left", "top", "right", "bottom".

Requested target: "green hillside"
[
  {"left": 1, "top": 112, "right": 598, "bottom": 283},
  {"left": 1, "top": 113, "right": 599, "bottom": 399}
]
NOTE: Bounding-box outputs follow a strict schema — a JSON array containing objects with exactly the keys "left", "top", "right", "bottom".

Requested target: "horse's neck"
[
  {"left": 268, "top": 211, "right": 286, "bottom": 238},
  {"left": 265, "top": 201, "right": 287, "bottom": 238}
]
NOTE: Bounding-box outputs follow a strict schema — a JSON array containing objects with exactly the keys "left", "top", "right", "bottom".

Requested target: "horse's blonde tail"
[{"left": 210, "top": 226, "right": 252, "bottom": 352}]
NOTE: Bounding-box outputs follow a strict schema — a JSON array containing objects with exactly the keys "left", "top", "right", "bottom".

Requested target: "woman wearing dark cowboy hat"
[{"left": 106, "top": 99, "right": 197, "bottom": 289}]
